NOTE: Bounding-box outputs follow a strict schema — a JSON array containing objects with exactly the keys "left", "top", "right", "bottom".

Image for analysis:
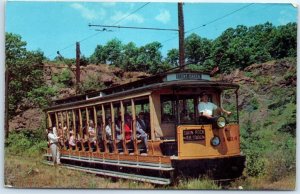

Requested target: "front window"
[
  {"left": 161, "top": 95, "right": 197, "bottom": 124},
  {"left": 161, "top": 95, "right": 176, "bottom": 123},
  {"left": 160, "top": 88, "right": 239, "bottom": 125}
]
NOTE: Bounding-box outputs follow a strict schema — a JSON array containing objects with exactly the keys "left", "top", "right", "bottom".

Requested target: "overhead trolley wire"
[
  {"left": 185, "top": 3, "right": 254, "bottom": 34},
  {"left": 111, "top": 2, "right": 150, "bottom": 25},
  {"left": 161, "top": 3, "right": 254, "bottom": 44},
  {"left": 46, "top": 2, "right": 150, "bottom": 59}
]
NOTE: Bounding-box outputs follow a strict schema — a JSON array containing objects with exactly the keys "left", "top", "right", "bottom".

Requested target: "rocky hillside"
[
  {"left": 9, "top": 63, "right": 150, "bottom": 131},
  {"left": 9, "top": 58, "right": 296, "bottom": 134}
]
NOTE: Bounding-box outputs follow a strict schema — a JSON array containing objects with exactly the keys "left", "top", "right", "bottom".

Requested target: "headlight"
[
  {"left": 211, "top": 136, "right": 220, "bottom": 146},
  {"left": 216, "top": 116, "right": 226, "bottom": 128}
]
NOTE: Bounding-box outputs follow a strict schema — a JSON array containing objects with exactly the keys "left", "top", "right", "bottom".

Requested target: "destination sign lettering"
[
  {"left": 183, "top": 129, "right": 205, "bottom": 142},
  {"left": 165, "top": 73, "right": 211, "bottom": 82},
  {"left": 176, "top": 73, "right": 202, "bottom": 80}
]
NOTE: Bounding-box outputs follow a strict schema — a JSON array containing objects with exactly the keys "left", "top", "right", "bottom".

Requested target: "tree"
[
  {"left": 121, "top": 42, "right": 139, "bottom": 71},
  {"left": 185, "top": 33, "right": 213, "bottom": 65},
  {"left": 270, "top": 22, "right": 297, "bottom": 59},
  {"left": 166, "top": 48, "right": 179, "bottom": 67},
  {"left": 90, "top": 45, "right": 107, "bottom": 65},
  {"left": 104, "top": 38, "right": 123, "bottom": 66},
  {"left": 136, "top": 41, "right": 166, "bottom": 73},
  {"left": 5, "top": 33, "right": 53, "bottom": 118}
]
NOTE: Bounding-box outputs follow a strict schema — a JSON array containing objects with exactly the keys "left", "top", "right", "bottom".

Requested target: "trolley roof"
[{"left": 46, "top": 70, "right": 239, "bottom": 111}]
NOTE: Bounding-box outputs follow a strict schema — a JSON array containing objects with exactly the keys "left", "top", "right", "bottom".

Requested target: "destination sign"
[
  {"left": 183, "top": 129, "right": 205, "bottom": 142},
  {"left": 176, "top": 73, "right": 202, "bottom": 80},
  {"left": 165, "top": 73, "right": 211, "bottom": 82}
]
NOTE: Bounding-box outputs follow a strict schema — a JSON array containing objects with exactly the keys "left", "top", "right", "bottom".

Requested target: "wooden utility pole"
[
  {"left": 178, "top": 2, "right": 185, "bottom": 69},
  {"left": 76, "top": 42, "right": 81, "bottom": 93}
]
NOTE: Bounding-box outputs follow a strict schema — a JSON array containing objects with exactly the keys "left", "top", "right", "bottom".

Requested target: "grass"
[
  {"left": 4, "top": 154, "right": 154, "bottom": 189},
  {"left": 4, "top": 151, "right": 296, "bottom": 190},
  {"left": 230, "top": 174, "right": 295, "bottom": 190}
]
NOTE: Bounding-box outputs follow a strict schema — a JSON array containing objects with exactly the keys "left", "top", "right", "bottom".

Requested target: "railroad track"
[{"left": 42, "top": 160, "right": 171, "bottom": 185}]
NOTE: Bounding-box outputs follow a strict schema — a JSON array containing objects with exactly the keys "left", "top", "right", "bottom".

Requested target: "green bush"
[
  {"left": 27, "top": 85, "right": 56, "bottom": 108},
  {"left": 79, "top": 74, "right": 104, "bottom": 94},
  {"left": 5, "top": 129, "right": 47, "bottom": 157},
  {"left": 52, "top": 68, "right": 73, "bottom": 88},
  {"left": 264, "top": 134, "right": 296, "bottom": 182}
]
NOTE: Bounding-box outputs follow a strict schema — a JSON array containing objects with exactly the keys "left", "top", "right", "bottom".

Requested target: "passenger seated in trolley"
[
  {"left": 115, "top": 117, "right": 123, "bottom": 142},
  {"left": 115, "top": 117, "right": 124, "bottom": 152},
  {"left": 198, "top": 92, "right": 231, "bottom": 123},
  {"left": 81, "top": 126, "right": 89, "bottom": 151},
  {"left": 69, "top": 131, "right": 76, "bottom": 150},
  {"left": 124, "top": 114, "right": 132, "bottom": 141},
  {"left": 180, "top": 109, "right": 190, "bottom": 122},
  {"left": 97, "top": 119, "right": 104, "bottom": 152},
  {"left": 105, "top": 117, "right": 114, "bottom": 152},
  {"left": 63, "top": 122, "right": 69, "bottom": 148},
  {"left": 136, "top": 112, "right": 148, "bottom": 152},
  {"left": 88, "top": 120, "right": 97, "bottom": 151}
]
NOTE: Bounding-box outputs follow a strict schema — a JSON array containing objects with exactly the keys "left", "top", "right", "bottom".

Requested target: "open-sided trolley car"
[{"left": 44, "top": 70, "right": 245, "bottom": 185}]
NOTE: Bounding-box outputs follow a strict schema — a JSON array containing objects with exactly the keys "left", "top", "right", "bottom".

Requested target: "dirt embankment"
[
  {"left": 9, "top": 63, "right": 149, "bottom": 132},
  {"left": 9, "top": 59, "right": 295, "bottom": 132}
]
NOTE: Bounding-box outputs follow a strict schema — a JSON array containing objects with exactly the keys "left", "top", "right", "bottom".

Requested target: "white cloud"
[
  {"left": 155, "top": 9, "right": 171, "bottom": 24},
  {"left": 278, "top": 10, "right": 294, "bottom": 25},
  {"left": 70, "top": 3, "right": 106, "bottom": 21},
  {"left": 111, "top": 11, "right": 144, "bottom": 24}
]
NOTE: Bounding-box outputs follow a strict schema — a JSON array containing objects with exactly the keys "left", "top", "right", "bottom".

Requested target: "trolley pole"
[
  {"left": 76, "top": 42, "right": 81, "bottom": 94},
  {"left": 178, "top": 2, "right": 185, "bottom": 69}
]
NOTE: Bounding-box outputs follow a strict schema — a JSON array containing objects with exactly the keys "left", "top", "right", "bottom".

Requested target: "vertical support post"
[
  {"left": 93, "top": 106, "right": 99, "bottom": 152},
  {"left": 72, "top": 110, "right": 76, "bottom": 135},
  {"left": 93, "top": 106, "right": 97, "bottom": 129},
  {"left": 72, "top": 110, "right": 78, "bottom": 151},
  {"left": 79, "top": 109, "right": 82, "bottom": 138},
  {"left": 120, "top": 101, "right": 127, "bottom": 154},
  {"left": 149, "top": 95, "right": 155, "bottom": 141},
  {"left": 102, "top": 104, "right": 108, "bottom": 153},
  {"left": 79, "top": 109, "right": 83, "bottom": 151},
  {"left": 55, "top": 112, "right": 58, "bottom": 131},
  {"left": 60, "top": 112, "right": 65, "bottom": 149},
  {"left": 178, "top": 2, "right": 185, "bottom": 69},
  {"left": 47, "top": 113, "right": 52, "bottom": 128},
  {"left": 131, "top": 99, "right": 138, "bottom": 154},
  {"left": 86, "top": 107, "right": 89, "bottom": 129},
  {"left": 65, "top": 111, "right": 70, "bottom": 150},
  {"left": 86, "top": 107, "right": 91, "bottom": 151},
  {"left": 111, "top": 103, "right": 117, "bottom": 153}
]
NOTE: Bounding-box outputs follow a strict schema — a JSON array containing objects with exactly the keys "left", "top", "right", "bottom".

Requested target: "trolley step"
[
  {"left": 42, "top": 160, "right": 171, "bottom": 185},
  {"left": 43, "top": 154, "right": 174, "bottom": 171}
]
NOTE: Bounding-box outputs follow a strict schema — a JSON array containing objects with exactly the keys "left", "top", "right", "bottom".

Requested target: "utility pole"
[
  {"left": 178, "top": 2, "right": 185, "bottom": 69},
  {"left": 76, "top": 42, "right": 81, "bottom": 94}
]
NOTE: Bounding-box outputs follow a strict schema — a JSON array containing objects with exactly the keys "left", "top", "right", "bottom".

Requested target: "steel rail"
[{"left": 42, "top": 160, "right": 171, "bottom": 185}]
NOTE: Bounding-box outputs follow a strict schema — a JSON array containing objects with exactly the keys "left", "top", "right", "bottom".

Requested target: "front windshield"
[{"left": 160, "top": 88, "right": 238, "bottom": 125}]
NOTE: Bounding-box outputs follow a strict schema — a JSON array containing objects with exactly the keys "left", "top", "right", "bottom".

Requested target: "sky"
[{"left": 5, "top": 1, "right": 298, "bottom": 60}]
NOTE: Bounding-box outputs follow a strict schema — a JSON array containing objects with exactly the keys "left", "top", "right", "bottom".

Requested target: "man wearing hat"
[
  {"left": 198, "top": 92, "right": 231, "bottom": 120},
  {"left": 47, "top": 126, "right": 61, "bottom": 165}
]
